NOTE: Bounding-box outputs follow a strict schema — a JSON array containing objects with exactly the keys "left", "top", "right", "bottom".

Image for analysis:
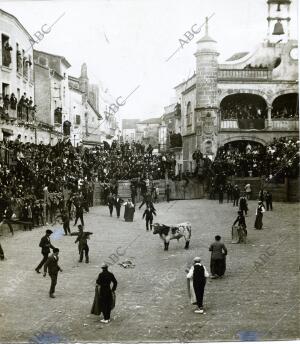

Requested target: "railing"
[
  {"left": 218, "top": 69, "right": 272, "bottom": 80},
  {"left": 220, "top": 120, "right": 238, "bottom": 129},
  {"left": 270, "top": 120, "right": 299, "bottom": 131},
  {"left": 220, "top": 119, "right": 299, "bottom": 131}
]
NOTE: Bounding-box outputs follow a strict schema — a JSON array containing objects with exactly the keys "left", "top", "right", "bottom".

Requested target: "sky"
[{"left": 0, "top": 0, "right": 298, "bottom": 122}]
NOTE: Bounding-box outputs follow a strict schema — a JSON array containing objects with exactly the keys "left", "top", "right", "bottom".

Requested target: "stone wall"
[{"left": 93, "top": 177, "right": 299, "bottom": 204}]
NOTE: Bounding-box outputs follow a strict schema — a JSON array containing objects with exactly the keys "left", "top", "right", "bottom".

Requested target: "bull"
[{"left": 152, "top": 222, "right": 191, "bottom": 251}]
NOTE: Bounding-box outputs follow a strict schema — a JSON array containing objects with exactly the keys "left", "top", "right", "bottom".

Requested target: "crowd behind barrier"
[
  {"left": 193, "top": 137, "right": 299, "bottom": 181},
  {"left": 0, "top": 138, "right": 176, "bottom": 232},
  {"left": 0, "top": 136, "right": 299, "bottom": 233}
]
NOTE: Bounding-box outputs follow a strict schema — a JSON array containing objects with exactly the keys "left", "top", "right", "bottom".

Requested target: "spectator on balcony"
[
  {"left": 3, "top": 95, "right": 10, "bottom": 112},
  {"left": 3, "top": 42, "right": 12, "bottom": 67},
  {"left": 16, "top": 50, "right": 22, "bottom": 73},
  {"left": 0, "top": 97, "right": 4, "bottom": 118},
  {"left": 17, "top": 95, "right": 25, "bottom": 119},
  {"left": 9, "top": 93, "right": 17, "bottom": 118}
]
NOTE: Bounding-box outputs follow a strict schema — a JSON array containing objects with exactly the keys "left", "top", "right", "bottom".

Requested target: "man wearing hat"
[
  {"left": 35, "top": 229, "right": 56, "bottom": 273},
  {"left": 43, "top": 248, "right": 62, "bottom": 298},
  {"left": 187, "top": 257, "right": 209, "bottom": 313},
  {"left": 91, "top": 263, "right": 117, "bottom": 323},
  {"left": 71, "top": 225, "right": 93, "bottom": 263}
]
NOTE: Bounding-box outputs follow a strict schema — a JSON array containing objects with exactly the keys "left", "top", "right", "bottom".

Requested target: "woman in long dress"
[
  {"left": 123, "top": 198, "right": 135, "bottom": 222},
  {"left": 186, "top": 257, "right": 209, "bottom": 313},
  {"left": 254, "top": 201, "right": 265, "bottom": 230},
  {"left": 232, "top": 210, "right": 247, "bottom": 243}
]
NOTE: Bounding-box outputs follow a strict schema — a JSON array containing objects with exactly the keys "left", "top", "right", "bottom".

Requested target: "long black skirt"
[
  {"left": 254, "top": 213, "right": 263, "bottom": 230},
  {"left": 210, "top": 257, "right": 226, "bottom": 277}
]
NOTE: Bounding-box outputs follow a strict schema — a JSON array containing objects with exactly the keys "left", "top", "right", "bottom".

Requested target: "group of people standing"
[{"left": 187, "top": 235, "right": 228, "bottom": 314}]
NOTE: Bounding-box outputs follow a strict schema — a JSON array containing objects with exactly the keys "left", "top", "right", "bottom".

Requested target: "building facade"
[
  {"left": 121, "top": 119, "right": 140, "bottom": 143},
  {"left": 136, "top": 117, "right": 161, "bottom": 148},
  {"left": 0, "top": 9, "right": 34, "bottom": 141},
  {"left": 170, "top": 0, "right": 298, "bottom": 172}
]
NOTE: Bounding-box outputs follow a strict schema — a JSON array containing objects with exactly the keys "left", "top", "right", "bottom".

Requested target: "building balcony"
[
  {"left": 269, "top": 119, "right": 299, "bottom": 131},
  {"left": 220, "top": 119, "right": 299, "bottom": 131},
  {"left": 218, "top": 68, "right": 272, "bottom": 81}
]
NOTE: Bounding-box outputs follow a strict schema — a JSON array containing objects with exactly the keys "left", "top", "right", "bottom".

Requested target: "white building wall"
[{"left": 0, "top": 10, "right": 34, "bottom": 101}]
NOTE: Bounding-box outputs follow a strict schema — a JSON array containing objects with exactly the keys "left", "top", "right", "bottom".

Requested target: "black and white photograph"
[{"left": 0, "top": 0, "right": 299, "bottom": 343}]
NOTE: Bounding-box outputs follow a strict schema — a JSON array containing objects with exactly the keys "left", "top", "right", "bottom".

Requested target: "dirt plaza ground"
[{"left": 0, "top": 199, "right": 299, "bottom": 343}]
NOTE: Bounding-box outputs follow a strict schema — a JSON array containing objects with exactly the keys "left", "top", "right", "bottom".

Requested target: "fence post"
[{"left": 285, "top": 177, "right": 289, "bottom": 202}]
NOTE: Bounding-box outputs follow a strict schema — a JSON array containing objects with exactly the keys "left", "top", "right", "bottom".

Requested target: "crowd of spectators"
[
  {"left": 0, "top": 138, "right": 175, "bottom": 230},
  {"left": 220, "top": 101, "right": 267, "bottom": 120},
  {"left": 0, "top": 92, "right": 36, "bottom": 121},
  {"left": 210, "top": 138, "right": 299, "bottom": 180},
  {"left": 271, "top": 106, "right": 298, "bottom": 119}
]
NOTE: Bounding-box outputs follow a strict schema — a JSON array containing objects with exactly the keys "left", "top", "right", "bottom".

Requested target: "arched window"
[
  {"left": 271, "top": 93, "right": 298, "bottom": 119},
  {"left": 186, "top": 102, "right": 192, "bottom": 126}
]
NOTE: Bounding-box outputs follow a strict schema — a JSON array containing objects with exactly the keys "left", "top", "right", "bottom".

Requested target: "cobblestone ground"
[{"left": 0, "top": 200, "right": 299, "bottom": 343}]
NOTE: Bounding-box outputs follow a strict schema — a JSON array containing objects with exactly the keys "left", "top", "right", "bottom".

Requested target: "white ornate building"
[{"left": 166, "top": 0, "right": 298, "bottom": 172}]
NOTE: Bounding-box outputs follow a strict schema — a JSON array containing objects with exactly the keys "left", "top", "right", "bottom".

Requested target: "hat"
[
  {"left": 46, "top": 229, "right": 53, "bottom": 234},
  {"left": 101, "top": 263, "right": 108, "bottom": 269},
  {"left": 193, "top": 257, "right": 201, "bottom": 263}
]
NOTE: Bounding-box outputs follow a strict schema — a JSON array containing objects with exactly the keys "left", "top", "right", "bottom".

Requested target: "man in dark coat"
[
  {"left": 43, "top": 248, "right": 62, "bottom": 298},
  {"left": 265, "top": 191, "right": 273, "bottom": 211},
  {"left": 74, "top": 202, "right": 84, "bottom": 226},
  {"left": 107, "top": 193, "right": 114, "bottom": 217},
  {"left": 35, "top": 229, "right": 55, "bottom": 273},
  {"left": 61, "top": 210, "right": 71, "bottom": 235},
  {"left": 238, "top": 193, "right": 248, "bottom": 216},
  {"left": 114, "top": 196, "right": 122, "bottom": 218},
  {"left": 142, "top": 205, "right": 156, "bottom": 231},
  {"left": 209, "top": 235, "right": 227, "bottom": 278},
  {"left": 233, "top": 185, "right": 240, "bottom": 207},
  {"left": 226, "top": 182, "right": 233, "bottom": 203},
  {"left": 71, "top": 225, "right": 93, "bottom": 263},
  {"left": 91, "top": 263, "right": 118, "bottom": 323}
]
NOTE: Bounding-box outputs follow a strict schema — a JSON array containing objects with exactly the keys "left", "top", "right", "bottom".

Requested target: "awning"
[{"left": 2, "top": 128, "right": 13, "bottom": 135}]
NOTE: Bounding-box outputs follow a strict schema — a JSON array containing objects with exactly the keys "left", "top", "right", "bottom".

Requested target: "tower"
[
  {"left": 79, "top": 63, "right": 89, "bottom": 101},
  {"left": 267, "top": 0, "right": 291, "bottom": 43},
  {"left": 194, "top": 17, "right": 219, "bottom": 158}
]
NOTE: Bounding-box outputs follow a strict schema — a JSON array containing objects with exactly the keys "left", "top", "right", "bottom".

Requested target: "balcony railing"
[
  {"left": 220, "top": 120, "right": 238, "bottom": 129},
  {"left": 218, "top": 69, "right": 272, "bottom": 80},
  {"left": 270, "top": 119, "right": 299, "bottom": 131},
  {"left": 220, "top": 119, "right": 299, "bottom": 131},
  {"left": 220, "top": 119, "right": 265, "bottom": 130}
]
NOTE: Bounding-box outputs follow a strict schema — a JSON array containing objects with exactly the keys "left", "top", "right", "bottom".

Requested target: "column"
[{"left": 267, "top": 105, "right": 272, "bottom": 129}]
